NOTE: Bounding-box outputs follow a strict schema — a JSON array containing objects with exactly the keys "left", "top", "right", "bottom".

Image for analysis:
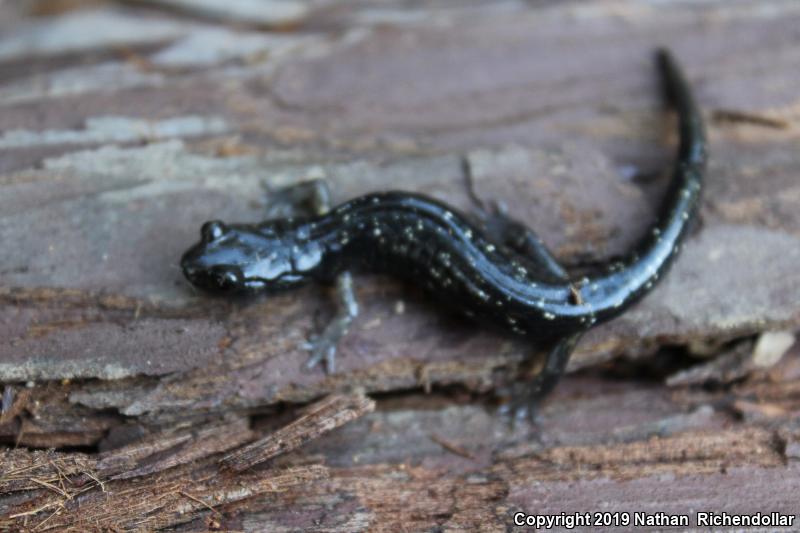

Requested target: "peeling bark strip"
[
  {"left": 0, "top": 449, "right": 96, "bottom": 495},
  {"left": 0, "top": 396, "right": 373, "bottom": 530},
  {"left": 222, "top": 393, "right": 376, "bottom": 472},
  {"left": 1, "top": 422, "right": 796, "bottom": 532},
  {"left": 1, "top": 461, "right": 329, "bottom": 532},
  {"left": 100, "top": 417, "right": 255, "bottom": 480},
  {"left": 495, "top": 427, "right": 785, "bottom": 483}
]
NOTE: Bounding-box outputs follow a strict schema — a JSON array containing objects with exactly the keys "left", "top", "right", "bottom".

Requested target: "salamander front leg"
[
  {"left": 262, "top": 179, "right": 332, "bottom": 220},
  {"left": 264, "top": 179, "right": 359, "bottom": 374},
  {"left": 500, "top": 333, "right": 583, "bottom": 423},
  {"left": 304, "top": 271, "right": 359, "bottom": 373}
]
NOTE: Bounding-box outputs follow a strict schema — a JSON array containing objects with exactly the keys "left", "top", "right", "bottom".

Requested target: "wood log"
[{"left": 2, "top": 0, "right": 800, "bottom": 530}]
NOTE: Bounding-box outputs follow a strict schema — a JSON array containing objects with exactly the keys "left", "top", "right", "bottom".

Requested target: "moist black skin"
[{"left": 181, "top": 49, "right": 706, "bottom": 419}]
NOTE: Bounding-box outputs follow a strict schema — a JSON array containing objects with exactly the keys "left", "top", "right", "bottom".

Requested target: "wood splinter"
[{"left": 222, "top": 392, "right": 375, "bottom": 472}]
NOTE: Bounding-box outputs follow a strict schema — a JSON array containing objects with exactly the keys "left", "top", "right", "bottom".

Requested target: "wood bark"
[{"left": 2, "top": 0, "right": 800, "bottom": 530}]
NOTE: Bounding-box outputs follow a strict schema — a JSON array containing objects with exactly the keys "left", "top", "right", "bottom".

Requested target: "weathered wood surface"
[{"left": 2, "top": 0, "right": 800, "bottom": 530}]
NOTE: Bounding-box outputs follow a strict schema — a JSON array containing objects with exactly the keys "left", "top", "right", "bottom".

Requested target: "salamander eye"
[
  {"left": 201, "top": 220, "right": 226, "bottom": 242},
  {"left": 211, "top": 266, "right": 241, "bottom": 291}
]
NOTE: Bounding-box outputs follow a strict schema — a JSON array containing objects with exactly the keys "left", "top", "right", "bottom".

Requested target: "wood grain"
[{"left": 2, "top": 0, "right": 800, "bottom": 530}]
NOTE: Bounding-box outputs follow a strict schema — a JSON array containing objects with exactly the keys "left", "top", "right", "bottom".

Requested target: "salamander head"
[{"left": 181, "top": 220, "right": 322, "bottom": 293}]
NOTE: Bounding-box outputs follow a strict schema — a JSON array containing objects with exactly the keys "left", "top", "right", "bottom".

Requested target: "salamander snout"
[
  {"left": 181, "top": 219, "right": 247, "bottom": 292},
  {"left": 181, "top": 219, "right": 319, "bottom": 294},
  {"left": 182, "top": 260, "right": 244, "bottom": 293}
]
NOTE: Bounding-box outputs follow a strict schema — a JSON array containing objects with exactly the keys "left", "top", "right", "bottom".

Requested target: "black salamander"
[{"left": 181, "top": 49, "right": 706, "bottom": 419}]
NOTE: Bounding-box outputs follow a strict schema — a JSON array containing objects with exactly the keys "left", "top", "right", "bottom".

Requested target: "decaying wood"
[
  {"left": 222, "top": 392, "right": 375, "bottom": 472},
  {"left": 2, "top": 0, "right": 800, "bottom": 530},
  {"left": 3, "top": 377, "right": 800, "bottom": 531},
  {"left": 1, "top": 394, "right": 348, "bottom": 531}
]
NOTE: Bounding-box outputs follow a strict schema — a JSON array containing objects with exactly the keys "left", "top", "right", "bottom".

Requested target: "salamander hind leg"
[
  {"left": 485, "top": 217, "right": 569, "bottom": 282},
  {"left": 461, "top": 156, "right": 569, "bottom": 281},
  {"left": 499, "top": 333, "right": 583, "bottom": 424}
]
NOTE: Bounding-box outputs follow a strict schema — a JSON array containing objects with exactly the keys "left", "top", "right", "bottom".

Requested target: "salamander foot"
[
  {"left": 497, "top": 382, "right": 545, "bottom": 427},
  {"left": 498, "top": 333, "right": 583, "bottom": 426},
  {"left": 303, "top": 272, "right": 359, "bottom": 374}
]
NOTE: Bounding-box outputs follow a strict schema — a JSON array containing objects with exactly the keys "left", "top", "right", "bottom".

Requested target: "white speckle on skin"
[{"left": 471, "top": 287, "right": 489, "bottom": 301}]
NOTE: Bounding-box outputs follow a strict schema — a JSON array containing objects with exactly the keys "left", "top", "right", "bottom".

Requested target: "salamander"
[{"left": 180, "top": 49, "right": 706, "bottom": 419}]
